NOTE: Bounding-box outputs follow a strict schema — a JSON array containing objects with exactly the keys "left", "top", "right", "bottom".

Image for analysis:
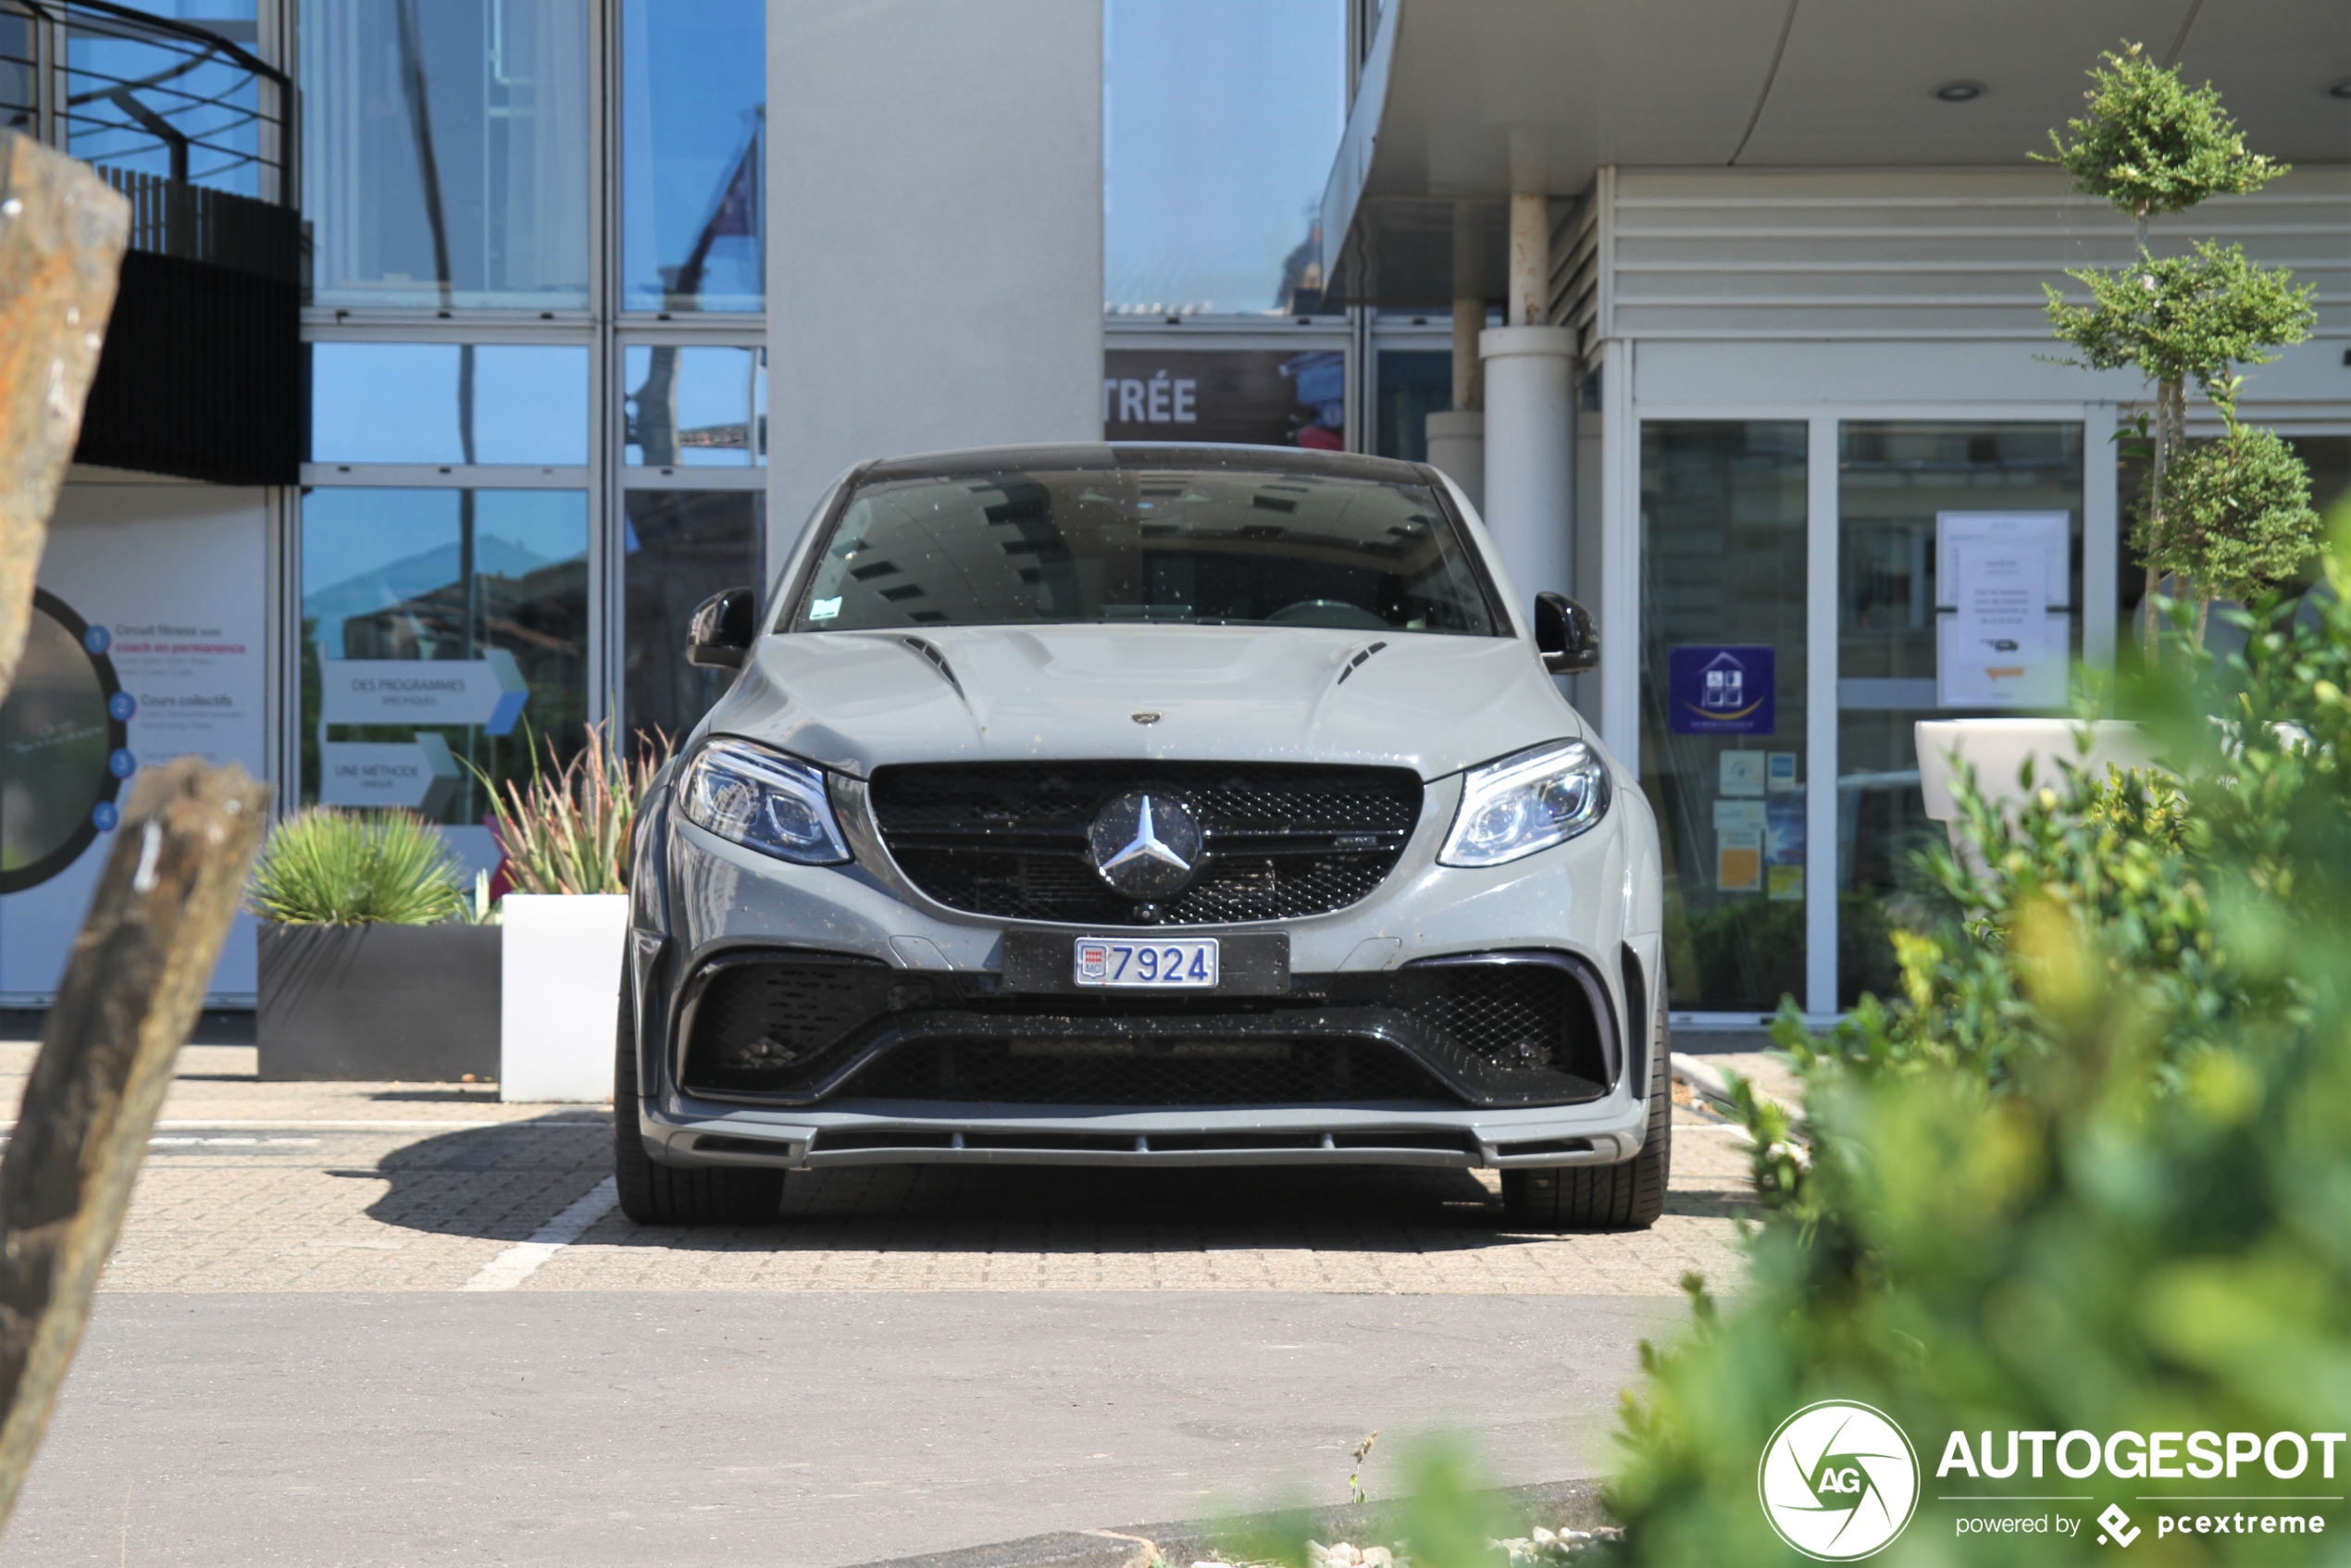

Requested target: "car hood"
[{"left": 705, "top": 625, "right": 1584, "bottom": 781}]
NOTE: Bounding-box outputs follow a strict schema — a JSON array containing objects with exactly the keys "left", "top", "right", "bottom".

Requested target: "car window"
[{"left": 787, "top": 466, "right": 1498, "bottom": 636}]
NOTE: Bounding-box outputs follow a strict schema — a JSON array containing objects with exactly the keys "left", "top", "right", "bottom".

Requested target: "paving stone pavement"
[{"left": 2, "top": 1043, "right": 1756, "bottom": 1297}]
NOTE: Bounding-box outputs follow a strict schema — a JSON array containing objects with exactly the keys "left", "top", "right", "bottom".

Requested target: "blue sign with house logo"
[{"left": 1669, "top": 645, "right": 1775, "bottom": 735}]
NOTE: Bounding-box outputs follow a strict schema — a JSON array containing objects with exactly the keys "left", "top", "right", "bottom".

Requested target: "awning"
[{"left": 1320, "top": 0, "right": 2348, "bottom": 307}]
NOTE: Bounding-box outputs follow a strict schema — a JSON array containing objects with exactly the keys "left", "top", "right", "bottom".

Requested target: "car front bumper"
[{"left": 628, "top": 765, "right": 1662, "bottom": 1171}]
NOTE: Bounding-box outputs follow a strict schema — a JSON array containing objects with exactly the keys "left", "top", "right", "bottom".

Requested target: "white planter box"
[
  {"left": 500, "top": 893, "right": 628, "bottom": 1102},
  {"left": 1916, "top": 718, "right": 2157, "bottom": 831}
]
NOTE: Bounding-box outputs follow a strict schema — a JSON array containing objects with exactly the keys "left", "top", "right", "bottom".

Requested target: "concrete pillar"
[
  {"left": 1425, "top": 409, "right": 1485, "bottom": 509},
  {"left": 1478, "top": 325, "right": 1576, "bottom": 604}
]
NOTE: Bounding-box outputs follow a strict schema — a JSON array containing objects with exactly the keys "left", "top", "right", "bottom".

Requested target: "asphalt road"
[{"left": 12, "top": 1291, "right": 1685, "bottom": 1568}]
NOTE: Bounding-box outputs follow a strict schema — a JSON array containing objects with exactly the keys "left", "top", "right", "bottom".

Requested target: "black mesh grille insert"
[
  {"left": 835, "top": 1037, "right": 1449, "bottom": 1106},
  {"left": 673, "top": 952, "right": 1614, "bottom": 1110},
  {"left": 867, "top": 761, "right": 1422, "bottom": 926}
]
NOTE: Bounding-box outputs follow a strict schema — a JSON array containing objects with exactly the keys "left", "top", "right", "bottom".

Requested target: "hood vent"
[
  {"left": 901, "top": 637, "right": 966, "bottom": 703},
  {"left": 1335, "top": 641, "right": 1389, "bottom": 686}
]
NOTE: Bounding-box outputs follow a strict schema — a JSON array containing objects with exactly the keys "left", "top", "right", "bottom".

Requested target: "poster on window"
[
  {"left": 1102, "top": 350, "right": 1344, "bottom": 449},
  {"left": 1935, "top": 512, "right": 2071, "bottom": 709},
  {"left": 0, "top": 486, "right": 269, "bottom": 1003}
]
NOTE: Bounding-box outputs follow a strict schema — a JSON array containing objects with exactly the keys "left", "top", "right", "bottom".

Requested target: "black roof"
[{"left": 855, "top": 442, "right": 1434, "bottom": 486}]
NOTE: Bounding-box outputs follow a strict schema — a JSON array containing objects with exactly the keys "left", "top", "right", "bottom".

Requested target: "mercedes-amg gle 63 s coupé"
[{"left": 616, "top": 444, "right": 1670, "bottom": 1229}]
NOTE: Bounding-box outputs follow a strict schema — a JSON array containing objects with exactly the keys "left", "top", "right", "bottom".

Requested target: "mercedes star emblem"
[{"left": 1088, "top": 790, "right": 1203, "bottom": 899}]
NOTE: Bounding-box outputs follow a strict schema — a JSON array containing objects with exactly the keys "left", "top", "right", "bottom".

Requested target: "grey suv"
[{"left": 616, "top": 445, "right": 1670, "bottom": 1229}]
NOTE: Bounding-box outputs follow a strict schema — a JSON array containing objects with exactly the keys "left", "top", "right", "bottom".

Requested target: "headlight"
[
  {"left": 1439, "top": 740, "right": 1611, "bottom": 867},
  {"left": 677, "top": 739, "right": 851, "bottom": 865}
]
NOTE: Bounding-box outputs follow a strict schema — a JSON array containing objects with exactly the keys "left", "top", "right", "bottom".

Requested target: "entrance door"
[{"left": 1636, "top": 421, "right": 1810, "bottom": 1018}]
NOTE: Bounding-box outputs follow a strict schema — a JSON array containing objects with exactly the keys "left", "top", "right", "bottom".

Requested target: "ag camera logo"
[{"left": 1759, "top": 1400, "right": 1921, "bottom": 1560}]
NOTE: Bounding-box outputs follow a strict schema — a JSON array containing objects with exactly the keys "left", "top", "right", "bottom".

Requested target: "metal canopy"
[{"left": 1322, "top": 0, "right": 2351, "bottom": 305}]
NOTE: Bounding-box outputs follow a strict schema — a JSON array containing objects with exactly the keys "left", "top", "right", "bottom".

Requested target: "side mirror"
[
  {"left": 687, "top": 586, "right": 757, "bottom": 670},
  {"left": 1535, "top": 592, "right": 1598, "bottom": 675}
]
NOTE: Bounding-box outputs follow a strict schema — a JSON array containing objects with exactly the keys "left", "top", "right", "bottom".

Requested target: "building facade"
[{"left": 3, "top": 0, "right": 2344, "bottom": 1017}]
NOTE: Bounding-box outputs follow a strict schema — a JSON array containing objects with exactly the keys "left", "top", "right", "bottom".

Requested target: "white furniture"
[{"left": 500, "top": 893, "right": 628, "bottom": 1101}]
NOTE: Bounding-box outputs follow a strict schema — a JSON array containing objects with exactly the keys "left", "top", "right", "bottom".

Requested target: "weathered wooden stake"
[
  {"left": 0, "top": 131, "right": 128, "bottom": 697},
  {"left": 0, "top": 761, "right": 270, "bottom": 1531}
]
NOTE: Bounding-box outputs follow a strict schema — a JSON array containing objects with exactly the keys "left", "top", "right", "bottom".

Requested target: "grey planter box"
[{"left": 256, "top": 923, "right": 501, "bottom": 1082}]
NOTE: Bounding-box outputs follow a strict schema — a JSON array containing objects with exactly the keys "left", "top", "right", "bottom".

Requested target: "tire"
[
  {"left": 613, "top": 979, "right": 786, "bottom": 1226},
  {"left": 1501, "top": 997, "right": 1671, "bottom": 1231}
]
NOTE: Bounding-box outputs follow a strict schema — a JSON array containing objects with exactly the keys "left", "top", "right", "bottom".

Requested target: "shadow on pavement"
[{"left": 355, "top": 1115, "right": 1750, "bottom": 1250}]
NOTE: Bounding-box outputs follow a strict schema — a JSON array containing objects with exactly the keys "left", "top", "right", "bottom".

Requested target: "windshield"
[{"left": 786, "top": 465, "right": 1498, "bottom": 636}]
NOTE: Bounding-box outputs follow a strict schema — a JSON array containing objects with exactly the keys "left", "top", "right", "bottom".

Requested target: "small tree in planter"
[
  {"left": 481, "top": 724, "right": 671, "bottom": 1101},
  {"left": 2039, "top": 43, "right": 2318, "bottom": 653},
  {"left": 247, "top": 810, "right": 501, "bottom": 1081}
]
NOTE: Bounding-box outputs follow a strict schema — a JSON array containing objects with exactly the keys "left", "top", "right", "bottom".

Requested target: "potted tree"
[
  {"left": 1922, "top": 45, "right": 2322, "bottom": 831},
  {"left": 251, "top": 809, "right": 500, "bottom": 1080},
  {"left": 484, "top": 724, "right": 667, "bottom": 1102}
]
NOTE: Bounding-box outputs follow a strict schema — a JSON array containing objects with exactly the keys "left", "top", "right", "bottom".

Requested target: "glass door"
[
  {"left": 1638, "top": 422, "right": 1811, "bottom": 1017},
  {"left": 1835, "top": 421, "right": 2084, "bottom": 1003}
]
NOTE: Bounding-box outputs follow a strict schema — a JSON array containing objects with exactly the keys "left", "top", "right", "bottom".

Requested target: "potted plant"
[
  {"left": 251, "top": 809, "right": 500, "bottom": 1081},
  {"left": 484, "top": 723, "right": 667, "bottom": 1102}
]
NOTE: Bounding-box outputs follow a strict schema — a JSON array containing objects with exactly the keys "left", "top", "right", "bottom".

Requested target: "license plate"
[{"left": 1073, "top": 937, "right": 1220, "bottom": 989}]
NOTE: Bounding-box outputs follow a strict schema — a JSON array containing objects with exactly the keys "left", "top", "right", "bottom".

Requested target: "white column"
[
  {"left": 1424, "top": 410, "right": 1485, "bottom": 508},
  {"left": 1804, "top": 417, "right": 1840, "bottom": 1021},
  {"left": 1478, "top": 325, "right": 1576, "bottom": 607}
]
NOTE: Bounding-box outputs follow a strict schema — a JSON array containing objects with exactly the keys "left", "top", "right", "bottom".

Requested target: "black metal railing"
[{"left": 11, "top": 0, "right": 292, "bottom": 277}]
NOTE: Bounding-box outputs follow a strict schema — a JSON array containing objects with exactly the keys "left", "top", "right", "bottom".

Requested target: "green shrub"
[
  {"left": 1603, "top": 526, "right": 2351, "bottom": 1564},
  {"left": 247, "top": 808, "right": 466, "bottom": 926}
]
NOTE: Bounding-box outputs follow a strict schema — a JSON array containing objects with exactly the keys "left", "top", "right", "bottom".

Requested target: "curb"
[
  {"left": 833, "top": 1478, "right": 1612, "bottom": 1568},
  {"left": 1668, "top": 1052, "right": 1739, "bottom": 1114}
]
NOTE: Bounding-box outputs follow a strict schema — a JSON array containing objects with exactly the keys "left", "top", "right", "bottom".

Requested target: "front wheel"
[
  {"left": 612, "top": 979, "right": 785, "bottom": 1226},
  {"left": 1501, "top": 1000, "right": 1671, "bottom": 1231}
]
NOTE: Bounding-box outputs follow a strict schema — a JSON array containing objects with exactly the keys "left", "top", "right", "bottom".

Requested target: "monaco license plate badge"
[{"left": 1073, "top": 936, "right": 1220, "bottom": 989}]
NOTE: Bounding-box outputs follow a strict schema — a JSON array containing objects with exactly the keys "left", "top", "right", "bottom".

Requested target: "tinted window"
[{"left": 790, "top": 467, "right": 1495, "bottom": 637}]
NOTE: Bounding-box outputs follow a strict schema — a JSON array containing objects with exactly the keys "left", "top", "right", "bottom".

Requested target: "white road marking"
[
  {"left": 459, "top": 1176, "right": 619, "bottom": 1292},
  {"left": 0, "top": 1119, "right": 609, "bottom": 1132}
]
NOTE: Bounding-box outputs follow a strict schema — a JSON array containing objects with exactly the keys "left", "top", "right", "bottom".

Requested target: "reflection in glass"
[
  {"left": 1375, "top": 350, "right": 1450, "bottom": 462},
  {"left": 622, "top": 346, "right": 765, "bottom": 466},
  {"left": 621, "top": 0, "right": 764, "bottom": 312},
  {"left": 1104, "top": 0, "right": 1346, "bottom": 315},
  {"left": 62, "top": 4, "right": 270, "bottom": 197},
  {"left": 0, "top": 604, "right": 114, "bottom": 885},
  {"left": 301, "top": 489, "right": 589, "bottom": 827},
  {"left": 302, "top": 0, "right": 590, "bottom": 308},
  {"left": 793, "top": 465, "right": 1492, "bottom": 636},
  {"left": 1838, "top": 421, "right": 2082, "bottom": 1004},
  {"left": 1639, "top": 422, "right": 1810, "bottom": 1014},
  {"left": 1, "top": 10, "right": 37, "bottom": 134},
  {"left": 624, "top": 491, "right": 762, "bottom": 748},
  {"left": 310, "top": 343, "right": 590, "bottom": 466}
]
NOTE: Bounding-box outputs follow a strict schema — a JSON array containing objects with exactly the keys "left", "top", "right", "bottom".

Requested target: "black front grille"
[
  {"left": 674, "top": 952, "right": 1614, "bottom": 1109},
  {"left": 835, "top": 1037, "right": 1449, "bottom": 1106},
  {"left": 867, "top": 761, "right": 1423, "bottom": 925}
]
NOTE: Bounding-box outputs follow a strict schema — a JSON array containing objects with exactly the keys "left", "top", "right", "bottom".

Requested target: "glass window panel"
[
  {"left": 1103, "top": 0, "right": 1346, "bottom": 316},
  {"left": 300, "top": 488, "right": 589, "bottom": 828},
  {"left": 621, "top": 345, "right": 766, "bottom": 466},
  {"left": 310, "top": 343, "right": 589, "bottom": 466},
  {"left": 1639, "top": 421, "right": 1810, "bottom": 1014},
  {"left": 1102, "top": 348, "right": 1344, "bottom": 448},
  {"left": 1375, "top": 350, "right": 1450, "bottom": 462},
  {"left": 620, "top": 0, "right": 764, "bottom": 313},
  {"left": 623, "top": 491, "right": 762, "bottom": 749},
  {"left": 1837, "top": 421, "right": 2083, "bottom": 1005},
  {"left": 301, "top": 0, "right": 590, "bottom": 309},
  {"left": 1, "top": 9, "right": 36, "bottom": 134},
  {"left": 63, "top": 6, "right": 267, "bottom": 197}
]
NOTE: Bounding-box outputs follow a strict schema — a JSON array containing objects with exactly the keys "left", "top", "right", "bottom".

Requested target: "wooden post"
[
  {"left": 0, "top": 760, "right": 270, "bottom": 1532},
  {"left": 0, "top": 131, "right": 129, "bottom": 699}
]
